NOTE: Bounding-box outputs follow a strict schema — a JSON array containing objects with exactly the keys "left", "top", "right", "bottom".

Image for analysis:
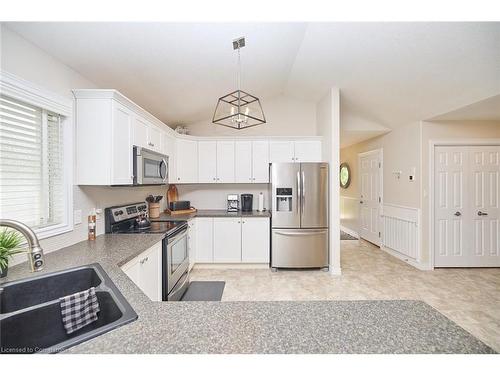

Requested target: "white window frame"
[{"left": 0, "top": 70, "right": 74, "bottom": 239}]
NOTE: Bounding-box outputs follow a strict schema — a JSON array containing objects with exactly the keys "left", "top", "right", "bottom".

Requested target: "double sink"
[{"left": 0, "top": 264, "right": 137, "bottom": 354}]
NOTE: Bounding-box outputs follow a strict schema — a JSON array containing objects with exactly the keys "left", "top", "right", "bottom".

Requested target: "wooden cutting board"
[
  {"left": 164, "top": 207, "right": 197, "bottom": 216},
  {"left": 166, "top": 184, "right": 178, "bottom": 205}
]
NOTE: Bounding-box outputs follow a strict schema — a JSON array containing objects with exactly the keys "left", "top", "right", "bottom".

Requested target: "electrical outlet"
[{"left": 73, "top": 210, "right": 82, "bottom": 225}]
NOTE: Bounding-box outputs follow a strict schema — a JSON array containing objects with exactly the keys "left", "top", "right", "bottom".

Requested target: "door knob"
[
  {"left": 454, "top": 211, "right": 461, "bottom": 216},
  {"left": 478, "top": 211, "right": 488, "bottom": 216}
]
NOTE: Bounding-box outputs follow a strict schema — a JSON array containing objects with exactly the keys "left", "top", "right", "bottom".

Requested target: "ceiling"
[
  {"left": 427, "top": 93, "right": 500, "bottom": 121},
  {"left": 5, "top": 22, "right": 500, "bottom": 140}
]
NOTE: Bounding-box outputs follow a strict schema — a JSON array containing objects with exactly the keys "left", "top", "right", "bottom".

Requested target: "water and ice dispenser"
[{"left": 276, "top": 188, "right": 293, "bottom": 212}]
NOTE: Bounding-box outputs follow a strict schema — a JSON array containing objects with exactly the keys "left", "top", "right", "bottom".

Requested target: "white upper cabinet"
[
  {"left": 294, "top": 140, "right": 322, "bottom": 162},
  {"left": 147, "top": 125, "right": 162, "bottom": 152},
  {"left": 269, "top": 140, "right": 322, "bottom": 163},
  {"left": 198, "top": 141, "right": 217, "bottom": 183},
  {"left": 176, "top": 139, "right": 198, "bottom": 183},
  {"left": 132, "top": 116, "right": 149, "bottom": 149},
  {"left": 74, "top": 90, "right": 174, "bottom": 186},
  {"left": 235, "top": 141, "right": 253, "bottom": 183},
  {"left": 133, "top": 117, "right": 162, "bottom": 153},
  {"left": 111, "top": 102, "right": 133, "bottom": 185},
  {"left": 216, "top": 141, "right": 235, "bottom": 183},
  {"left": 252, "top": 140, "right": 270, "bottom": 183},
  {"left": 270, "top": 141, "right": 295, "bottom": 163},
  {"left": 162, "top": 132, "right": 177, "bottom": 182}
]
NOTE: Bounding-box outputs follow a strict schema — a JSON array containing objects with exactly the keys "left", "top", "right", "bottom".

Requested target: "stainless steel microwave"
[{"left": 133, "top": 146, "right": 168, "bottom": 185}]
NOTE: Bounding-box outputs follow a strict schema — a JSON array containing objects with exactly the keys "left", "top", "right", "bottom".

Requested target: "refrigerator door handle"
[
  {"left": 301, "top": 170, "right": 305, "bottom": 214},
  {"left": 296, "top": 170, "right": 301, "bottom": 214}
]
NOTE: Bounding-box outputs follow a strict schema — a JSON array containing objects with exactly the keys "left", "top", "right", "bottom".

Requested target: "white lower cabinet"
[
  {"left": 213, "top": 218, "right": 242, "bottom": 263},
  {"left": 187, "top": 219, "right": 196, "bottom": 270},
  {"left": 241, "top": 218, "right": 270, "bottom": 263},
  {"left": 195, "top": 218, "right": 214, "bottom": 262},
  {"left": 121, "top": 241, "right": 162, "bottom": 301}
]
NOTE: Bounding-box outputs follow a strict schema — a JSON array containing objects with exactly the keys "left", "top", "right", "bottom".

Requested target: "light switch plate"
[{"left": 73, "top": 210, "right": 82, "bottom": 225}]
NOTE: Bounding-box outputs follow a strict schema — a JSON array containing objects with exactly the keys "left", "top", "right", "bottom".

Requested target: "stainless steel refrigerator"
[{"left": 270, "top": 162, "right": 329, "bottom": 270}]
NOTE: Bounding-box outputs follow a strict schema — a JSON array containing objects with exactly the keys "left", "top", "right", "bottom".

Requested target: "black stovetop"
[{"left": 109, "top": 220, "right": 186, "bottom": 235}]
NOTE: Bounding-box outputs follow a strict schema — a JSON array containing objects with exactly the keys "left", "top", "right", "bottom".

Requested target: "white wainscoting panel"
[{"left": 382, "top": 204, "right": 420, "bottom": 261}]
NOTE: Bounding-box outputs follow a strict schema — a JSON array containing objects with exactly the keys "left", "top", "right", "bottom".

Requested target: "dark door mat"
[
  {"left": 341, "top": 231, "right": 357, "bottom": 240},
  {"left": 180, "top": 281, "right": 225, "bottom": 301}
]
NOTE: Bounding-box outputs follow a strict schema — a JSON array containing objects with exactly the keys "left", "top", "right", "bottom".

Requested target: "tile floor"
[{"left": 190, "top": 239, "right": 500, "bottom": 352}]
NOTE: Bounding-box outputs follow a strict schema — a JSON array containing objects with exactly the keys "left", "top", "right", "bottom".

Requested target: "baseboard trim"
[
  {"left": 380, "top": 246, "right": 432, "bottom": 271},
  {"left": 193, "top": 263, "right": 270, "bottom": 270},
  {"left": 340, "top": 225, "right": 359, "bottom": 239}
]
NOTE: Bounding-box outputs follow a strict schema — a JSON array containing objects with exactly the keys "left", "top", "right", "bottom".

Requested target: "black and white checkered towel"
[{"left": 59, "top": 287, "right": 100, "bottom": 334}]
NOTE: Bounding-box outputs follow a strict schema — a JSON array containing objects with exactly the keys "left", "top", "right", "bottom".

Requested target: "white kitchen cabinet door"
[
  {"left": 213, "top": 218, "right": 242, "bottom": 262},
  {"left": 188, "top": 219, "right": 197, "bottom": 270},
  {"left": 269, "top": 141, "right": 295, "bottom": 163},
  {"left": 235, "top": 141, "right": 253, "bottom": 183},
  {"left": 111, "top": 102, "right": 133, "bottom": 185},
  {"left": 176, "top": 139, "right": 198, "bottom": 183},
  {"left": 294, "top": 141, "right": 322, "bottom": 162},
  {"left": 162, "top": 133, "right": 177, "bottom": 182},
  {"left": 147, "top": 124, "right": 162, "bottom": 152},
  {"left": 252, "top": 140, "right": 270, "bottom": 183},
  {"left": 216, "top": 141, "right": 235, "bottom": 183},
  {"left": 138, "top": 242, "right": 162, "bottom": 301},
  {"left": 132, "top": 116, "right": 149, "bottom": 149},
  {"left": 241, "top": 218, "right": 270, "bottom": 263},
  {"left": 196, "top": 218, "right": 214, "bottom": 262},
  {"left": 122, "top": 258, "right": 140, "bottom": 287},
  {"left": 198, "top": 141, "right": 217, "bottom": 183}
]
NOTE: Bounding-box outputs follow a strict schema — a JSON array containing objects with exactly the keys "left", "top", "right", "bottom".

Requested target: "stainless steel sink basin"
[{"left": 0, "top": 263, "right": 137, "bottom": 353}]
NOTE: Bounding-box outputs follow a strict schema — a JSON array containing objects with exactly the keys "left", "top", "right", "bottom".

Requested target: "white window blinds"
[{"left": 0, "top": 94, "right": 64, "bottom": 228}]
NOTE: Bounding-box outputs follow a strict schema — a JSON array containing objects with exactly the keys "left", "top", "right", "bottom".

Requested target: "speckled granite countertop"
[
  {"left": 3, "top": 234, "right": 495, "bottom": 354},
  {"left": 153, "top": 209, "right": 271, "bottom": 222}
]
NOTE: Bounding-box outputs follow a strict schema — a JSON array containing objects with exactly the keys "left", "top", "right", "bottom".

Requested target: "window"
[{"left": 0, "top": 94, "right": 65, "bottom": 230}]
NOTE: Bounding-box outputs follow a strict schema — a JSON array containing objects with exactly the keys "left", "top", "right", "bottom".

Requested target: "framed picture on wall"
[{"left": 340, "top": 163, "right": 351, "bottom": 189}]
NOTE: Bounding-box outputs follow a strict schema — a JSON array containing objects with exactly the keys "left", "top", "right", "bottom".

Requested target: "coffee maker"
[
  {"left": 240, "top": 194, "right": 253, "bottom": 212},
  {"left": 227, "top": 194, "right": 239, "bottom": 212}
]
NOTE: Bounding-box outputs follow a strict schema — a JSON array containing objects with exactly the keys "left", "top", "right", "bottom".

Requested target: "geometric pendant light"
[{"left": 212, "top": 37, "right": 266, "bottom": 129}]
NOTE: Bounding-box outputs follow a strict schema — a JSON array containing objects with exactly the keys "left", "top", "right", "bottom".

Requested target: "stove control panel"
[{"left": 106, "top": 202, "right": 149, "bottom": 224}]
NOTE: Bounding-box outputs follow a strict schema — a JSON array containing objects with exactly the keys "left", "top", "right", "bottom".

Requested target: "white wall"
[
  {"left": 184, "top": 95, "right": 317, "bottom": 136},
  {"left": 1, "top": 25, "right": 171, "bottom": 266},
  {"left": 177, "top": 184, "right": 269, "bottom": 210},
  {"left": 316, "top": 88, "right": 341, "bottom": 274}
]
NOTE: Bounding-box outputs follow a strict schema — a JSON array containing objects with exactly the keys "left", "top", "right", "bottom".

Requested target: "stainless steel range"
[{"left": 104, "top": 202, "right": 189, "bottom": 301}]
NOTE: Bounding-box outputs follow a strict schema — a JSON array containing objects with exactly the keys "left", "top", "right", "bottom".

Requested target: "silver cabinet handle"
[
  {"left": 140, "top": 256, "right": 149, "bottom": 264},
  {"left": 454, "top": 211, "right": 461, "bottom": 216},
  {"left": 478, "top": 211, "right": 488, "bottom": 216}
]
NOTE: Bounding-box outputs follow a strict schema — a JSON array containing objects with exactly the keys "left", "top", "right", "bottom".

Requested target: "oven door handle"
[
  {"left": 168, "top": 271, "right": 189, "bottom": 301},
  {"left": 168, "top": 228, "right": 188, "bottom": 244}
]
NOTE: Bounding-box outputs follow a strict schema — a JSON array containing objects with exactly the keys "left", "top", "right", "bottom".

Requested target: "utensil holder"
[{"left": 149, "top": 202, "right": 160, "bottom": 218}]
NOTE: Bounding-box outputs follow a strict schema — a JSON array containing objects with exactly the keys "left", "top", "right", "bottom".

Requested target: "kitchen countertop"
[
  {"left": 3, "top": 235, "right": 494, "bottom": 354},
  {"left": 153, "top": 209, "right": 271, "bottom": 222}
]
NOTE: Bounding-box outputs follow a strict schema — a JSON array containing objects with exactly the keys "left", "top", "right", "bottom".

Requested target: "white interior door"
[
  {"left": 469, "top": 146, "right": 500, "bottom": 265},
  {"left": 434, "top": 145, "right": 500, "bottom": 267},
  {"left": 359, "top": 150, "right": 381, "bottom": 245}
]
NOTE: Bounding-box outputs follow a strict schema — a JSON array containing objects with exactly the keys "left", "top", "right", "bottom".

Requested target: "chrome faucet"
[{"left": 0, "top": 219, "right": 45, "bottom": 272}]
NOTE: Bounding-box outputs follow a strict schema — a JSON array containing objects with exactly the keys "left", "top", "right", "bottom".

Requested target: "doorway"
[{"left": 358, "top": 149, "right": 383, "bottom": 246}]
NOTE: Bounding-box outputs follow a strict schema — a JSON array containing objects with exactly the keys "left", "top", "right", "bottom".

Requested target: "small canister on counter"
[{"left": 146, "top": 195, "right": 163, "bottom": 218}]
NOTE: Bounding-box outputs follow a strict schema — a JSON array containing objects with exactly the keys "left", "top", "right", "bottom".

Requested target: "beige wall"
[
  {"left": 420, "top": 120, "right": 500, "bottom": 264},
  {"left": 1, "top": 25, "right": 170, "bottom": 265},
  {"left": 184, "top": 94, "right": 317, "bottom": 136}
]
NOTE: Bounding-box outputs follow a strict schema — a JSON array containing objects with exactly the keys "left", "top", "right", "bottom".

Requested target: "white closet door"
[
  {"left": 359, "top": 151, "right": 381, "bottom": 245},
  {"left": 434, "top": 146, "right": 469, "bottom": 266},
  {"left": 469, "top": 146, "right": 500, "bottom": 265},
  {"left": 434, "top": 145, "right": 500, "bottom": 267}
]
